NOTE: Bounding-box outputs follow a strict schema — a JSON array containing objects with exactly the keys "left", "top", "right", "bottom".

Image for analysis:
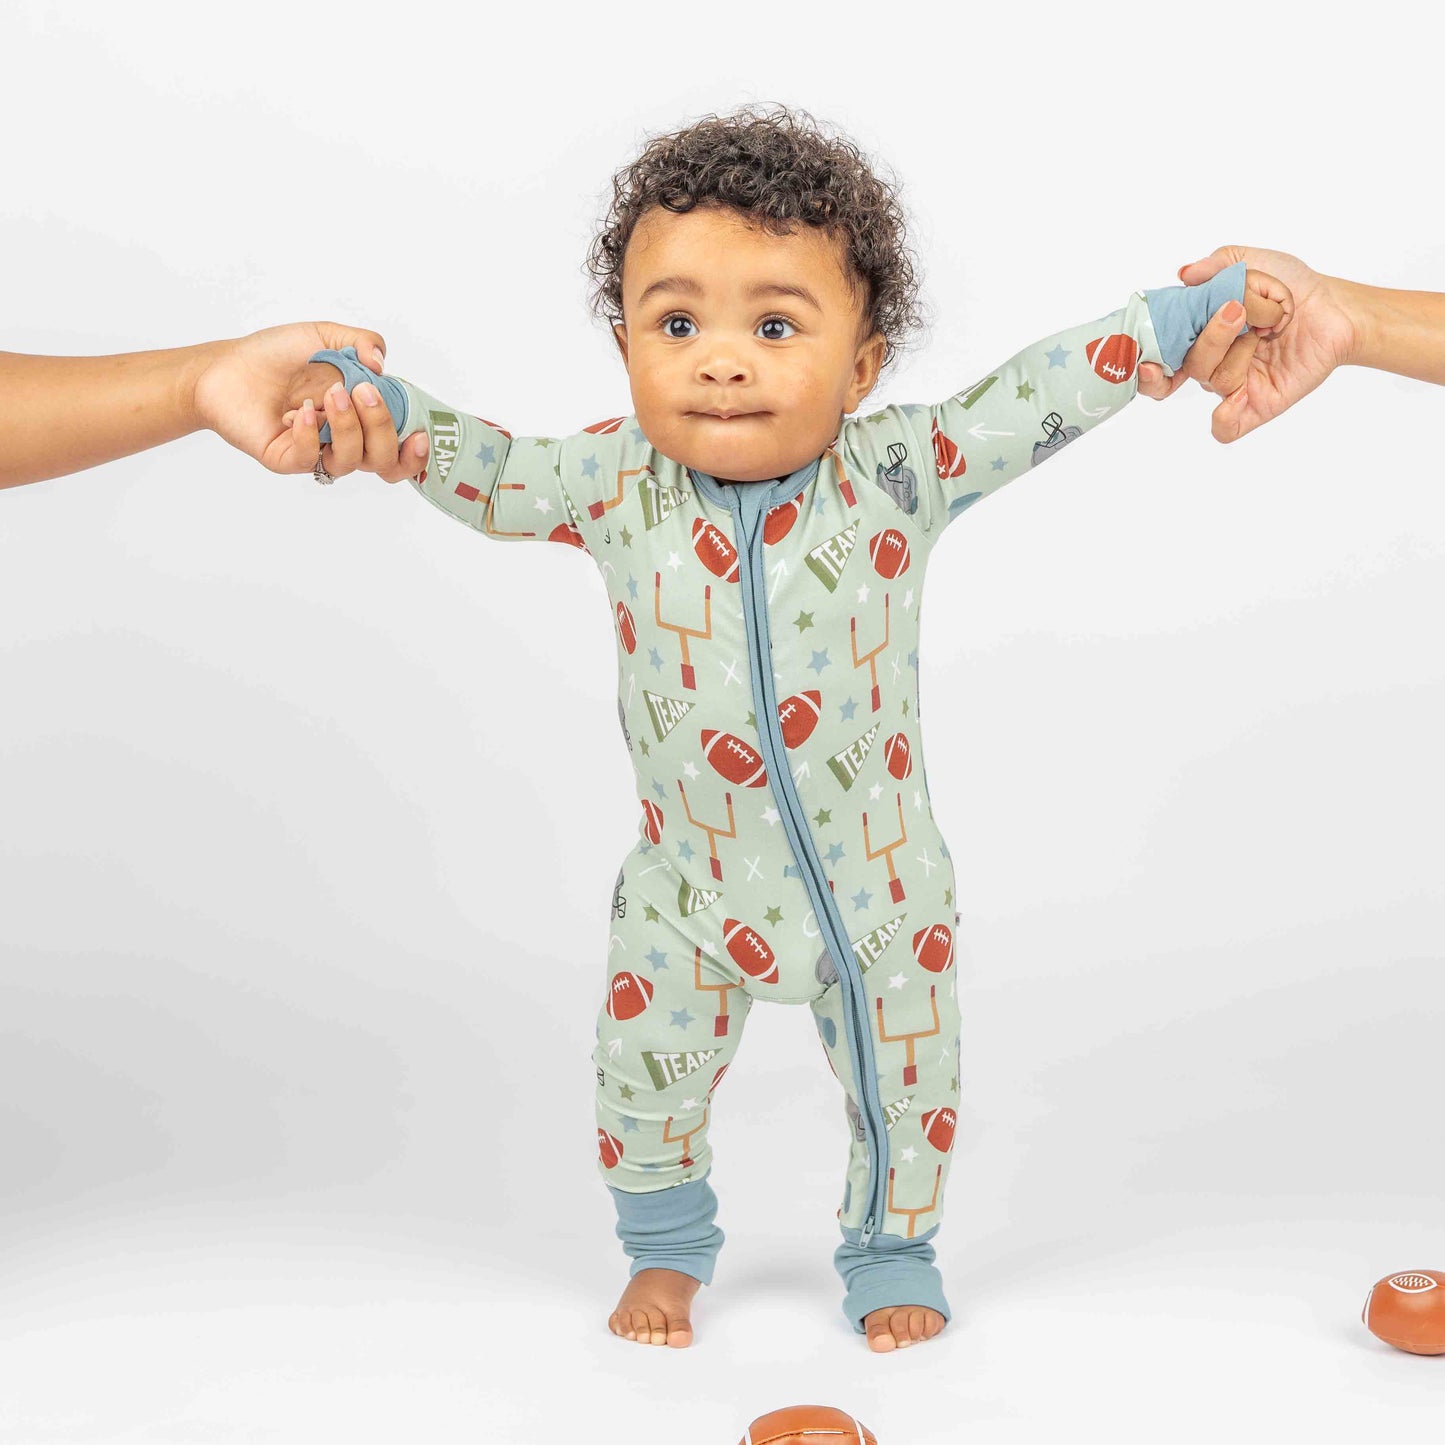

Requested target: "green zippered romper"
[{"left": 310, "top": 261, "right": 1246, "bottom": 1332}]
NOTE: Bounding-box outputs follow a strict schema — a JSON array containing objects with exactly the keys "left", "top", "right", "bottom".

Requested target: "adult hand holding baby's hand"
[
  {"left": 1138, "top": 247, "right": 1357, "bottom": 443},
  {"left": 190, "top": 321, "right": 430, "bottom": 481}
]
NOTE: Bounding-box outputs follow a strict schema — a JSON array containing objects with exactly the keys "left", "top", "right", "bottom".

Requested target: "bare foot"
[
  {"left": 608, "top": 1268, "right": 701, "bottom": 1348},
  {"left": 863, "top": 1305, "right": 947, "bottom": 1352}
]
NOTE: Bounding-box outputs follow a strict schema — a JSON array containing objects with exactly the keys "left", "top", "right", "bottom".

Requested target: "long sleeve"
[
  {"left": 837, "top": 263, "right": 1247, "bottom": 545},
  {"left": 306, "top": 345, "right": 629, "bottom": 554}
]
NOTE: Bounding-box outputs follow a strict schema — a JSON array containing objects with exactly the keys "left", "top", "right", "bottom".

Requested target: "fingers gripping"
[{"left": 285, "top": 346, "right": 430, "bottom": 482}]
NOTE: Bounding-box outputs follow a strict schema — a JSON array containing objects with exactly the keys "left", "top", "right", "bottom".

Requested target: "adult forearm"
[
  {"left": 0, "top": 342, "right": 213, "bottom": 490},
  {"left": 1335, "top": 277, "right": 1445, "bottom": 386}
]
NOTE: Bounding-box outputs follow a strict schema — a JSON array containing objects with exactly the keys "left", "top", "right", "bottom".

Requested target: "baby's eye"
[{"left": 661, "top": 314, "right": 798, "bottom": 341}]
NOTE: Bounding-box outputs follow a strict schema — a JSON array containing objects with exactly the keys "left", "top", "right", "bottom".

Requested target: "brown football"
[
  {"left": 1362, "top": 1270, "right": 1445, "bottom": 1354},
  {"left": 739, "top": 1405, "right": 877, "bottom": 1445}
]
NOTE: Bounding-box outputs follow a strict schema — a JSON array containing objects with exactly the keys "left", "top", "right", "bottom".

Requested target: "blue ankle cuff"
[
  {"left": 608, "top": 1173, "right": 725, "bottom": 1287},
  {"left": 834, "top": 1226, "right": 951, "bottom": 1334}
]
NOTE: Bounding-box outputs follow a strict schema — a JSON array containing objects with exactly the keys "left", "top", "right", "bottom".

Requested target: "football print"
[
  {"left": 932, "top": 415, "right": 967, "bottom": 480},
  {"left": 764, "top": 491, "right": 805, "bottom": 545},
  {"left": 640, "top": 798, "right": 663, "bottom": 845},
  {"left": 884, "top": 731, "right": 912, "bottom": 779},
  {"left": 1085, "top": 332, "right": 1141, "bottom": 385},
  {"left": 548, "top": 521, "right": 588, "bottom": 550},
  {"left": 912, "top": 922, "right": 954, "bottom": 973},
  {"left": 777, "top": 690, "right": 822, "bottom": 749},
  {"left": 920, "top": 1105, "right": 956, "bottom": 1153},
  {"left": 868, "top": 527, "right": 911, "bottom": 578},
  {"left": 723, "top": 918, "right": 778, "bottom": 983},
  {"left": 701, "top": 729, "right": 768, "bottom": 787},
  {"left": 606, "top": 970, "right": 654, "bottom": 1021},
  {"left": 615, "top": 601, "right": 637, "bottom": 654},
  {"left": 597, "top": 1129, "right": 624, "bottom": 1169},
  {"left": 691, "top": 517, "right": 741, "bottom": 582}
]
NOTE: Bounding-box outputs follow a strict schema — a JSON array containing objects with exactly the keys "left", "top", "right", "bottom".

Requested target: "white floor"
[{"left": 2, "top": 1179, "right": 1441, "bottom": 1442}]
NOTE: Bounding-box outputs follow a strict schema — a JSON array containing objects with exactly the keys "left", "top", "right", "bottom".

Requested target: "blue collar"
[{"left": 687, "top": 454, "right": 823, "bottom": 513}]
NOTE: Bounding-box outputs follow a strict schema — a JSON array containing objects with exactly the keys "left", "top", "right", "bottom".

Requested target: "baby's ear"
[{"left": 612, "top": 322, "right": 630, "bottom": 365}]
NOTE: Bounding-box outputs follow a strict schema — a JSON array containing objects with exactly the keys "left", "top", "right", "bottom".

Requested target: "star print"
[
  {"left": 620, "top": 525, "right": 633, "bottom": 548},
  {"left": 813, "top": 808, "right": 832, "bottom": 826},
  {"left": 745, "top": 711, "right": 756, "bottom": 729},
  {"left": 1016, "top": 380, "right": 1035, "bottom": 401},
  {"left": 580, "top": 453, "right": 600, "bottom": 480},
  {"left": 901, "top": 699, "right": 909, "bottom": 716},
  {"left": 868, "top": 782, "right": 883, "bottom": 800},
  {"left": 808, "top": 649, "right": 831, "bottom": 675},
  {"left": 764, "top": 905, "right": 783, "bottom": 925},
  {"left": 665, "top": 550, "right": 683, "bottom": 573},
  {"left": 991, "top": 456, "right": 1007, "bottom": 470},
  {"left": 638, "top": 738, "right": 650, "bottom": 756},
  {"left": 620, "top": 1115, "right": 639, "bottom": 1133},
  {"left": 626, "top": 574, "right": 639, "bottom": 599},
  {"left": 644, "top": 903, "right": 661, "bottom": 922},
  {"left": 647, "top": 647, "right": 664, "bottom": 673},
  {"left": 950, "top": 1076, "right": 958, "bottom": 1093},
  {"left": 619, "top": 1084, "right": 635, "bottom": 1101},
  {"left": 682, "top": 760, "right": 700, "bottom": 780},
  {"left": 676, "top": 839, "right": 694, "bottom": 862},
  {"left": 670, "top": 1008, "right": 694, "bottom": 1030},
  {"left": 652, "top": 779, "right": 666, "bottom": 800},
  {"left": 1045, "top": 344, "right": 1071, "bottom": 368},
  {"left": 888, "top": 971, "right": 908, "bottom": 990},
  {"left": 824, "top": 841, "right": 845, "bottom": 864},
  {"left": 646, "top": 946, "right": 668, "bottom": 972},
  {"left": 761, "top": 806, "right": 780, "bottom": 826},
  {"left": 839, "top": 697, "right": 857, "bottom": 722},
  {"left": 899, "top": 1145, "right": 918, "bottom": 1164},
  {"left": 795, "top": 611, "right": 815, "bottom": 632},
  {"left": 532, "top": 495, "right": 553, "bottom": 514},
  {"left": 902, "top": 588, "right": 914, "bottom": 610},
  {"left": 851, "top": 886, "right": 873, "bottom": 911},
  {"left": 475, "top": 442, "right": 497, "bottom": 467},
  {"left": 856, "top": 582, "right": 870, "bottom": 604}
]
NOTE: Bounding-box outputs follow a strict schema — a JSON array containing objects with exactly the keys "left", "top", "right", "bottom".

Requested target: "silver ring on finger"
[{"left": 314, "top": 454, "right": 335, "bottom": 485}]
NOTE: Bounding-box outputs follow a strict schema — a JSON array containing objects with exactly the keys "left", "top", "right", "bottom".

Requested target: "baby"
[{"left": 286, "top": 104, "right": 1289, "bottom": 1352}]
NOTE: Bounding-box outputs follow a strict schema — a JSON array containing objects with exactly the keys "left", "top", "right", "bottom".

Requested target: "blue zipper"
[{"left": 713, "top": 476, "right": 890, "bottom": 1250}]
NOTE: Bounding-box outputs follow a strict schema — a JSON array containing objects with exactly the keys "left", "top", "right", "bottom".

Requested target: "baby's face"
[{"left": 612, "top": 203, "right": 886, "bottom": 483}]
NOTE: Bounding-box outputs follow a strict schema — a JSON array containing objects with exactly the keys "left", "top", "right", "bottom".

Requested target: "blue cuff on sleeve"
[
  {"left": 1142, "top": 259, "right": 1248, "bottom": 372},
  {"left": 306, "top": 346, "right": 410, "bottom": 444}
]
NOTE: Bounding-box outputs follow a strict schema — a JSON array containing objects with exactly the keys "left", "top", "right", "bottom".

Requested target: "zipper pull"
[{"left": 859, "top": 1215, "right": 876, "bottom": 1248}]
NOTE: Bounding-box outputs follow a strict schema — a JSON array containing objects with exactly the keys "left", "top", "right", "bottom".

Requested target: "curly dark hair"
[{"left": 583, "top": 102, "right": 928, "bottom": 382}]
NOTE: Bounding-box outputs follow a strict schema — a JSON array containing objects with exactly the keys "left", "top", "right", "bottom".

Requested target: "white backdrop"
[{"left": 2, "top": 2, "right": 1442, "bottom": 1441}]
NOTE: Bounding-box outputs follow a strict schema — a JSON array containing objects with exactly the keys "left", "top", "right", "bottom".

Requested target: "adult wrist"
[
  {"left": 1329, "top": 275, "right": 1379, "bottom": 370},
  {"left": 180, "top": 337, "right": 228, "bottom": 433}
]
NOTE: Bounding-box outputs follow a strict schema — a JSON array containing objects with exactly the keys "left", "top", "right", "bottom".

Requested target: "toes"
[
  {"left": 923, "top": 1309, "right": 946, "bottom": 1339},
  {"left": 644, "top": 1307, "right": 668, "bottom": 1346},
  {"left": 666, "top": 1316, "right": 694, "bottom": 1349},
  {"left": 864, "top": 1311, "right": 897, "bottom": 1352}
]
